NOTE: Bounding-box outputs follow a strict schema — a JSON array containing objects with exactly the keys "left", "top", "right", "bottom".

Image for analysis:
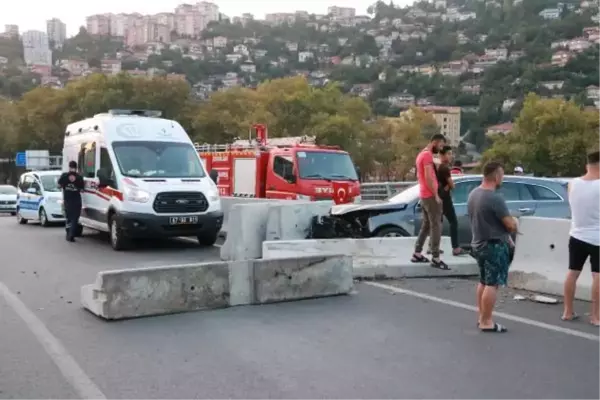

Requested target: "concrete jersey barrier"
[
  {"left": 509, "top": 217, "right": 592, "bottom": 300},
  {"left": 81, "top": 255, "right": 353, "bottom": 320},
  {"left": 262, "top": 237, "right": 479, "bottom": 279}
]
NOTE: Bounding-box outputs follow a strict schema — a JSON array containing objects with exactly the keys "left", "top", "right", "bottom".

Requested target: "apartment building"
[
  {"left": 195, "top": 2, "right": 219, "bottom": 22},
  {"left": 421, "top": 106, "right": 462, "bottom": 147},
  {"left": 86, "top": 14, "right": 111, "bottom": 35},
  {"left": 327, "top": 6, "right": 356, "bottom": 19},
  {"left": 22, "top": 30, "right": 52, "bottom": 66},
  {"left": 265, "top": 13, "right": 296, "bottom": 25},
  {"left": 46, "top": 18, "right": 67, "bottom": 46},
  {"left": 126, "top": 17, "right": 171, "bottom": 47},
  {"left": 4, "top": 24, "right": 19, "bottom": 37}
]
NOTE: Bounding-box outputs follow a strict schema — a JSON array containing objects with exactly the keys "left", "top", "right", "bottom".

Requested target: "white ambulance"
[{"left": 62, "top": 109, "right": 223, "bottom": 251}]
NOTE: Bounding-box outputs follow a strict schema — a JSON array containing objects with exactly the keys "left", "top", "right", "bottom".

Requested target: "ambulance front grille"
[{"left": 153, "top": 192, "right": 209, "bottom": 214}]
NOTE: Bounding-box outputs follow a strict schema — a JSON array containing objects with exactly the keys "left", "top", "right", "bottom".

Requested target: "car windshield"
[
  {"left": 296, "top": 151, "right": 358, "bottom": 181},
  {"left": 388, "top": 183, "right": 420, "bottom": 203},
  {"left": 112, "top": 141, "right": 206, "bottom": 178},
  {"left": 0, "top": 185, "right": 17, "bottom": 195},
  {"left": 40, "top": 175, "right": 61, "bottom": 192}
]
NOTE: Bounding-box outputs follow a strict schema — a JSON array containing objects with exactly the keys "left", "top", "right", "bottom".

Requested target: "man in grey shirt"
[{"left": 468, "top": 162, "right": 517, "bottom": 333}]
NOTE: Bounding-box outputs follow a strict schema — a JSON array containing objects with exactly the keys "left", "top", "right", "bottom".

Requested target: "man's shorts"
[
  {"left": 473, "top": 240, "right": 511, "bottom": 286},
  {"left": 569, "top": 236, "right": 599, "bottom": 273}
]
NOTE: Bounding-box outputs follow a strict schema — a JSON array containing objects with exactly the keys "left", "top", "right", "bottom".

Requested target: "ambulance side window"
[
  {"left": 79, "top": 142, "right": 96, "bottom": 178},
  {"left": 273, "top": 156, "right": 294, "bottom": 180},
  {"left": 99, "top": 148, "right": 116, "bottom": 188}
]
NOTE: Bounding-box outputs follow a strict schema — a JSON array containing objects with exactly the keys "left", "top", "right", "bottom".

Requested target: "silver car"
[{"left": 332, "top": 175, "right": 570, "bottom": 247}]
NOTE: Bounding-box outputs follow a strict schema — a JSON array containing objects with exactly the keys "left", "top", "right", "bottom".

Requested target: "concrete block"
[
  {"left": 228, "top": 260, "right": 254, "bottom": 306},
  {"left": 266, "top": 201, "right": 333, "bottom": 241},
  {"left": 262, "top": 237, "right": 479, "bottom": 279},
  {"left": 509, "top": 217, "right": 591, "bottom": 300},
  {"left": 252, "top": 255, "right": 353, "bottom": 303},
  {"left": 81, "top": 262, "right": 230, "bottom": 320},
  {"left": 219, "top": 197, "right": 290, "bottom": 237},
  {"left": 220, "top": 203, "right": 273, "bottom": 261}
]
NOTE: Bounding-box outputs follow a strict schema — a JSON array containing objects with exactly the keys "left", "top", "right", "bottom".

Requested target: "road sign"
[{"left": 15, "top": 152, "right": 26, "bottom": 167}]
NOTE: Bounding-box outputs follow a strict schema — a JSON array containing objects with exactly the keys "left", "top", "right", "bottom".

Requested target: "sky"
[{"left": 1, "top": 0, "right": 414, "bottom": 37}]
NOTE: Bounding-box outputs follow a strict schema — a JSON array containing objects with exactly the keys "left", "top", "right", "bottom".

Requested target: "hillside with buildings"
[{"left": 0, "top": 0, "right": 598, "bottom": 154}]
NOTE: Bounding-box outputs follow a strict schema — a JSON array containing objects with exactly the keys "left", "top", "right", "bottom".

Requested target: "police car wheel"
[
  {"left": 109, "top": 217, "right": 130, "bottom": 251},
  {"left": 16, "top": 210, "right": 27, "bottom": 225},
  {"left": 39, "top": 208, "right": 49, "bottom": 227}
]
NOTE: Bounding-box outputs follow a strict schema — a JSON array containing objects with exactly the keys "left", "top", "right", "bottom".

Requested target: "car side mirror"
[{"left": 96, "top": 169, "right": 112, "bottom": 187}]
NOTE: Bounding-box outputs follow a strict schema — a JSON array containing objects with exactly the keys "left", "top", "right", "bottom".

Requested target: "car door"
[
  {"left": 496, "top": 182, "right": 537, "bottom": 217},
  {"left": 29, "top": 179, "right": 44, "bottom": 218},
  {"left": 19, "top": 175, "right": 37, "bottom": 219},
  {"left": 450, "top": 179, "right": 481, "bottom": 247},
  {"left": 525, "top": 183, "right": 568, "bottom": 218},
  {"left": 78, "top": 141, "right": 99, "bottom": 221}
]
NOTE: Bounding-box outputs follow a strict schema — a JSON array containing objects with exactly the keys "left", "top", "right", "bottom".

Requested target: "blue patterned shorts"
[{"left": 473, "top": 241, "right": 511, "bottom": 286}]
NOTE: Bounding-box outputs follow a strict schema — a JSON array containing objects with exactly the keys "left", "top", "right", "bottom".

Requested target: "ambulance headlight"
[
  {"left": 56, "top": 199, "right": 63, "bottom": 205},
  {"left": 206, "top": 187, "right": 219, "bottom": 202},
  {"left": 123, "top": 186, "right": 150, "bottom": 203}
]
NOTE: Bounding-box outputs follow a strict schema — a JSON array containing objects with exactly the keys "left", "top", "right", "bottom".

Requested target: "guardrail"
[{"left": 359, "top": 181, "right": 416, "bottom": 201}]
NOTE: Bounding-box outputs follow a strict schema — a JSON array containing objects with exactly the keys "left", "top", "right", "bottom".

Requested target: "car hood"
[
  {"left": 0, "top": 194, "right": 17, "bottom": 201},
  {"left": 331, "top": 201, "right": 408, "bottom": 216},
  {"left": 44, "top": 191, "right": 63, "bottom": 199},
  {"left": 121, "top": 177, "right": 215, "bottom": 194}
]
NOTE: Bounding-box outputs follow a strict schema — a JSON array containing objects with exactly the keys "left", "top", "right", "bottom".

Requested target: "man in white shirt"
[{"left": 562, "top": 150, "right": 600, "bottom": 326}]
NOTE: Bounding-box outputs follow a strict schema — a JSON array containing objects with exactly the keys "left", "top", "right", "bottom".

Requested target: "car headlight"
[
  {"left": 123, "top": 185, "right": 150, "bottom": 203},
  {"left": 353, "top": 195, "right": 362, "bottom": 204},
  {"left": 206, "top": 187, "right": 219, "bottom": 202},
  {"left": 56, "top": 199, "right": 63, "bottom": 205}
]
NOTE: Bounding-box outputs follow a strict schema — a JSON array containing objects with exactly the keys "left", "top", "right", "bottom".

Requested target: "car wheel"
[
  {"left": 197, "top": 231, "right": 218, "bottom": 246},
  {"left": 109, "top": 216, "right": 130, "bottom": 251},
  {"left": 39, "top": 208, "right": 50, "bottom": 227},
  {"left": 10, "top": 212, "right": 16, "bottom": 216},
  {"left": 375, "top": 226, "right": 409, "bottom": 237},
  {"left": 16, "top": 209, "right": 27, "bottom": 225}
]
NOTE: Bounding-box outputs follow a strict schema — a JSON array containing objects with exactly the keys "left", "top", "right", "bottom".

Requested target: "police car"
[{"left": 16, "top": 171, "right": 65, "bottom": 226}]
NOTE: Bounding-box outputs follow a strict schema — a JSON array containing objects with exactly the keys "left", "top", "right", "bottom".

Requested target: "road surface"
[{"left": 0, "top": 215, "right": 598, "bottom": 399}]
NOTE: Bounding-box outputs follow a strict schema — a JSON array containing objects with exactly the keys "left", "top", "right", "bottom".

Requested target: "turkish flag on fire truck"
[{"left": 332, "top": 181, "right": 352, "bottom": 204}]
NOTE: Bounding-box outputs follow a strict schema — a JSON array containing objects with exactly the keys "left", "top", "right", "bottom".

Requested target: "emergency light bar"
[{"left": 108, "top": 109, "right": 163, "bottom": 118}]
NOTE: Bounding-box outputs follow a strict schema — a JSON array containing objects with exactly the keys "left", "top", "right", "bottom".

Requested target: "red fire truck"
[{"left": 196, "top": 124, "right": 361, "bottom": 203}]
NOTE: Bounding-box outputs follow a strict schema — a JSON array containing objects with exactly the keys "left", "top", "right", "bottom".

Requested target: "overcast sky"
[{"left": 1, "top": 0, "right": 415, "bottom": 37}]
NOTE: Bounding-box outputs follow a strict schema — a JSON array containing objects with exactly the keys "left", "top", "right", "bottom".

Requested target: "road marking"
[
  {"left": 364, "top": 281, "right": 599, "bottom": 342},
  {"left": 0, "top": 281, "right": 107, "bottom": 399}
]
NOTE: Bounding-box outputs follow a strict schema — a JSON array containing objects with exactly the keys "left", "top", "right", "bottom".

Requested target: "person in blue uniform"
[{"left": 58, "top": 161, "right": 85, "bottom": 242}]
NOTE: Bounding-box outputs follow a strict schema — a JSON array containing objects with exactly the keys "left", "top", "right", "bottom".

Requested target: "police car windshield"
[
  {"left": 40, "top": 175, "right": 60, "bottom": 192},
  {"left": 296, "top": 151, "right": 358, "bottom": 181},
  {"left": 0, "top": 185, "right": 17, "bottom": 195},
  {"left": 112, "top": 141, "right": 206, "bottom": 178}
]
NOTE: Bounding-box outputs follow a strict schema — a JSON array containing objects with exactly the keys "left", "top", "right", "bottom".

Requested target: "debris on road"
[{"left": 513, "top": 294, "right": 559, "bottom": 304}]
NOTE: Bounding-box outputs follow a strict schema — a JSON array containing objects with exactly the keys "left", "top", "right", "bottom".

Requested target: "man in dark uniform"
[{"left": 58, "top": 161, "right": 84, "bottom": 242}]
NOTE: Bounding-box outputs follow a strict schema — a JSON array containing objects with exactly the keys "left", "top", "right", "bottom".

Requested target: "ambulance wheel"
[
  {"left": 197, "top": 231, "right": 218, "bottom": 246},
  {"left": 16, "top": 209, "right": 27, "bottom": 225},
  {"left": 39, "top": 208, "right": 50, "bottom": 227},
  {"left": 109, "top": 216, "right": 130, "bottom": 251}
]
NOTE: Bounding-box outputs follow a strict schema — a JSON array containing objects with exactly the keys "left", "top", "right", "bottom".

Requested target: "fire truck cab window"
[{"left": 273, "top": 156, "right": 294, "bottom": 179}]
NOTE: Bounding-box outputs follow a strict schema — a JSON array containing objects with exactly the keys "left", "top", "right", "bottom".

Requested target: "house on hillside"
[{"left": 485, "top": 123, "right": 513, "bottom": 137}]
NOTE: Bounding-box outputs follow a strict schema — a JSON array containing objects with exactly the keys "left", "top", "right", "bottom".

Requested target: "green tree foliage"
[{"left": 481, "top": 94, "right": 600, "bottom": 176}]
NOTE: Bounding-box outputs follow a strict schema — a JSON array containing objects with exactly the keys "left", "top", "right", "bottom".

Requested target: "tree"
[{"left": 481, "top": 94, "right": 600, "bottom": 176}]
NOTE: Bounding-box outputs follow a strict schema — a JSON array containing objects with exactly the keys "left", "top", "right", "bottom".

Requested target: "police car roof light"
[{"left": 108, "top": 109, "right": 163, "bottom": 118}]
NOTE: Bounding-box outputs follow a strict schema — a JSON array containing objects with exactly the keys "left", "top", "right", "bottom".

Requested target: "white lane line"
[
  {"left": 364, "top": 281, "right": 599, "bottom": 342},
  {"left": 0, "top": 281, "right": 107, "bottom": 399}
]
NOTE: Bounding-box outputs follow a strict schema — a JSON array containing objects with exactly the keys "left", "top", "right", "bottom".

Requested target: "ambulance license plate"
[{"left": 169, "top": 216, "right": 198, "bottom": 225}]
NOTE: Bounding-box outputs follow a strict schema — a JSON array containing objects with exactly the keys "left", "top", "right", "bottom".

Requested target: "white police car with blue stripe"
[{"left": 16, "top": 171, "right": 65, "bottom": 226}]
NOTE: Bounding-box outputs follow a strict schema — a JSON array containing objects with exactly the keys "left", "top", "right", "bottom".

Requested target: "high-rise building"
[
  {"left": 22, "top": 30, "right": 52, "bottom": 66},
  {"left": 327, "top": 6, "right": 356, "bottom": 19},
  {"left": 86, "top": 14, "right": 111, "bottom": 35},
  {"left": 196, "top": 2, "right": 219, "bottom": 22},
  {"left": 4, "top": 24, "right": 19, "bottom": 37},
  {"left": 46, "top": 18, "right": 67, "bottom": 46}
]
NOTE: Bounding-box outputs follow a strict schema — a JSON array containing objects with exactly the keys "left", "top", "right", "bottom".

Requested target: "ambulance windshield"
[
  {"left": 296, "top": 151, "right": 358, "bottom": 181},
  {"left": 112, "top": 141, "right": 206, "bottom": 178}
]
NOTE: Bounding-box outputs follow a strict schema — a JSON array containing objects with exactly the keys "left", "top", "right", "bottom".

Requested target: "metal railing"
[{"left": 359, "top": 181, "right": 416, "bottom": 201}]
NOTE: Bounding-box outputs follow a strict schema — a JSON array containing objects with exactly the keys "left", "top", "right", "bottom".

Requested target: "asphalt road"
[{"left": 0, "top": 215, "right": 598, "bottom": 399}]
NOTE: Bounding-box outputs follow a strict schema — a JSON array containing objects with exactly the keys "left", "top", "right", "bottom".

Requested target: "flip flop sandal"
[
  {"left": 411, "top": 253, "right": 430, "bottom": 263},
  {"left": 430, "top": 259, "right": 451, "bottom": 270},
  {"left": 480, "top": 323, "right": 508, "bottom": 333},
  {"left": 561, "top": 313, "right": 579, "bottom": 321}
]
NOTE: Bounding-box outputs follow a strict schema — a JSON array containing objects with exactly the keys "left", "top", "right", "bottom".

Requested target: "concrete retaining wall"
[
  {"left": 81, "top": 255, "right": 353, "bottom": 320},
  {"left": 509, "top": 217, "right": 592, "bottom": 301},
  {"left": 220, "top": 201, "right": 334, "bottom": 261},
  {"left": 262, "top": 237, "right": 479, "bottom": 279}
]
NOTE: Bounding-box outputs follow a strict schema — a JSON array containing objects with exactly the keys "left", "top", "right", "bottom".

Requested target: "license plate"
[{"left": 169, "top": 216, "right": 198, "bottom": 225}]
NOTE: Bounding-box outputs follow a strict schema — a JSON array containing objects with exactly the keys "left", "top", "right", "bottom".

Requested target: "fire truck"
[{"left": 196, "top": 124, "right": 361, "bottom": 203}]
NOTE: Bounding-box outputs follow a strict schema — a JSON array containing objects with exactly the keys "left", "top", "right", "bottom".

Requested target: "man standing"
[
  {"left": 468, "top": 162, "right": 517, "bottom": 333},
  {"left": 58, "top": 161, "right": 84, "bottom": 242},
  {"left": 436, "top": 146, "right": 466, "bottom": 256},
  {"left": 411, "top": 133, "right": 448, "bottom": 270},
  {"left": 562, "top": 150, "right": 599, "bottom": 326}
]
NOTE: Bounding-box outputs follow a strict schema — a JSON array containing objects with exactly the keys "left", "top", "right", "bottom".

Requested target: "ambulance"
[{"left": 62, "top": 109, "right": 223, "bottom": 251}]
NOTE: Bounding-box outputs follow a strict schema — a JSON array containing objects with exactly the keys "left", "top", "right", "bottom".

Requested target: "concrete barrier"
[
  {"left": 219, "top": 197, "right": 297, "bottom": 236},
  {"left": 81, "top": 255, "right": 353, "bottom": 320},
  {"left": 221, "top": 201, "right": 334, "bottom": 261},
  {"left": 509, "top": 217, "right": 592, "bottom": 301},
  {"left": 262, "top": 237, "right": 479, "bottom": 279}
]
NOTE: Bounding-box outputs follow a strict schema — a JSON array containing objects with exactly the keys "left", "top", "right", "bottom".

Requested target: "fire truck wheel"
[{"left": 197, "top": 231, "right": 218, "bottom": 247}]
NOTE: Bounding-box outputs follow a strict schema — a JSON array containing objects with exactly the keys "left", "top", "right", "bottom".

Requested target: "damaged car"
[{"left": 309, "top": 175, "right": 570, "bottom": 248}]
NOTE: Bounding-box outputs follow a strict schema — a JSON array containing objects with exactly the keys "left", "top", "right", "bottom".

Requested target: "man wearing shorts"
[
  {"left": 562, "top": 150, "right": 600, "bottom": 326},
  {"left": 411, "top": 133, "right": 448, "bottom": 270},
  {"left": 468, "top": 162, "right": 517, "bottom": 333}
]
